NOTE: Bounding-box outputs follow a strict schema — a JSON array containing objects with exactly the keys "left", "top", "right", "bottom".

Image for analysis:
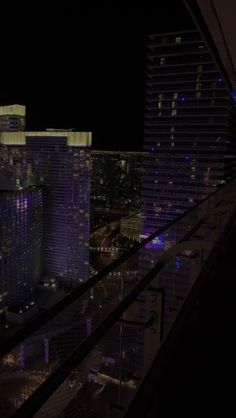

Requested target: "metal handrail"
[
  {"left": 11, "top": 216, "right": 208, "bottom": 418},
  {"left": 124, "top": 203, "right": 236, "bottom": 418},
  {"left": 0, "top": 182, "right": 228, "bottom": 359}
]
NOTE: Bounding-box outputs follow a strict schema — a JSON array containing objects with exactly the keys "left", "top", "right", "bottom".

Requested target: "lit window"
[
  {"left": 159, "top": 93, "right": 164, "bottom": 100},
  {"left": 197, "top": 65, "right": 203, "bottom": 72},
  {"left": 172, "top": 101, "right": 176, "bottom": 108},
  {"left": 171, "top": 142, "right": 175, "bottom": 147},
  {"left": 173, "top": 92, "right": 178, "bottom": 99},
  {"left": 158, "top": 101, "right": 162, "bottom": 108},
  {"left": 171, "top": 109, "right": 177, "bottom": 115},
  {"left": 175, "top": 36, "right": 182, "bottom": 44},
  {"left": 196, "top": 91, "right": 201, "bottom": 98},
  {"left": 160, "top": 57, "right": 165, "bottom": 65},
  {"left": 196, "top": 83, "right": 202, "bottom": 91}
]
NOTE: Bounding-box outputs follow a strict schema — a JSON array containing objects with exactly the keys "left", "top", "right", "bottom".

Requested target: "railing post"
[{"left": 119, "top": 262, "right": 125, "bottom": 407}]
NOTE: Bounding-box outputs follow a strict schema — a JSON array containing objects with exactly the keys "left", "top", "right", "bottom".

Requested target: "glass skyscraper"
[
  {"left": 0, "top": 187, "right": 42, "bottom": 311},
  {"left": 142, "top": 29, "right": 236, "bottom": 234},
  {"left": 26, "top": 131, "right": 91, "bottom": 285},
  {"left": 1, "top": 130, "right": 91, "bottom": 286}
]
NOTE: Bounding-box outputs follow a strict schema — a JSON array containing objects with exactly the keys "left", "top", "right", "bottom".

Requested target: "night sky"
[{"left": 0, "top": 1, "right": 194, "bottom": 150}]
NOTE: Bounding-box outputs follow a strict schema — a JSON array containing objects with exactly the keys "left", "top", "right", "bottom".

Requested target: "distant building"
[
  {"left": 120, "top": 212, "right": 143, "bottom": 242},
  {"left": 0, "top": 104, "right": 25, "bottom": 132},
  {"left": 0, "top": 105, "right": 30, "bottom": 190},
  {"left": 0, "top": 187, "right": 42, "bottom": 311},
  {"left": 1, "top": 130, "right": 91, "bottom": 285},
  {"left": 91, "top": 150, "right": 144, "bottom": 212},
  {"left": 142, "top": 29, "right": 236, "bottom": 234}
]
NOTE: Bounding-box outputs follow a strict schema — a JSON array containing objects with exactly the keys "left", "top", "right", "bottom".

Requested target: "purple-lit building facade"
[
  {"left": 142, "top": 29, "right": 236, "bottom": 235},
  {"left": 26, "top": 131, "right": 91, "bottom": 285},
  {"left": 1, "top": 130, "right": 91, "bottom": 286},
  {"left": 0, "top": 188, "right": 42, "bottom": 311}
]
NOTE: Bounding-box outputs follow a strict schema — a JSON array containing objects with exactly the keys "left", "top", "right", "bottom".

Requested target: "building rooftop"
[
  {"left": 0, "top": 104, "right": 25, "bottom": 117},
  {"left": 0, "top": 131, "right": 92, "bottom": 146}
]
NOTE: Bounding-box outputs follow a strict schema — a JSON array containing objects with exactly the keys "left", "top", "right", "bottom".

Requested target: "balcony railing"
[{"left": 1, "top": 179, "right": 236, "bottom": 417}]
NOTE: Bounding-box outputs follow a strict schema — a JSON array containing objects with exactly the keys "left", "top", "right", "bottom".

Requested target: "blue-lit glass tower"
[{"left": 142, "top": 29, "right": 236, "bottom": 234}]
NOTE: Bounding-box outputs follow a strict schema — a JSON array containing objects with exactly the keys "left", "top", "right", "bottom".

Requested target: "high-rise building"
[
  {"left": 1, "top": 130, "right": 91, "bottom": 285},
  {"left": 0, "top": 187, "right": 42, "bottom": 311},
  {"left": 0, "top": 105, "right": 25, "bottom": 132},
  {"left": 142, "top": 29, "right": 236, "bottom": 234},
  {"left": 27, "top": 131, "right": 91, "bottom": 285}
]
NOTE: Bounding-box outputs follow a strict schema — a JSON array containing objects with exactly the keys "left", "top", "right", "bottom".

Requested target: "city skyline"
[
  {"left": 0, "top": 1, "right": 193, "bottom": 150},
  {"left": 0, "top": 1, "right": 235, "bottom": 416}
]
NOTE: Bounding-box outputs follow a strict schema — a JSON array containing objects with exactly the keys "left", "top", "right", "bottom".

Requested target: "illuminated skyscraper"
[
  {"left": 1, "top": 130, "right": 91, "bottom": 286},
  {"left": 0, "top": 187, "right": 42, "bottom": 311},
  {"left": 142, "top": 29, "right": 236, "bottom": 234},
  {"left": 26, "top": 131, "right": 91, "bottom": 285},
  {"left": 138, "top": 29, "right": 236, "bottom": 370},
  {"left": 0, "top": 104, "right": 25, "bottom": 132}
]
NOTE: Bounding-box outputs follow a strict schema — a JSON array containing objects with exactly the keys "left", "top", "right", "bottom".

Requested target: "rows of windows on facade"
[
  {"left": 142, "top": 29, "right": 236, "bottom": 237},
  {"left": 0, "top": 104, "right": 92, "bottom": 322},
  {"left": 137, "top": 29, "right": 236, "bottom": 375}
]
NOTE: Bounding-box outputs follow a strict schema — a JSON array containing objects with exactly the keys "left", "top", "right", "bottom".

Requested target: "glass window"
[
  {"left": 160, "top": 57, "right": 165, "bottom": 65},
  {"left": 175, "top": 36, "right": 182, "bottom": 44},
  {"left": 173, "top": 92, "right": 178, "bottom": 99},
  {"left": 171, "top": 109, "right": 177, "bottom": 116}
]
